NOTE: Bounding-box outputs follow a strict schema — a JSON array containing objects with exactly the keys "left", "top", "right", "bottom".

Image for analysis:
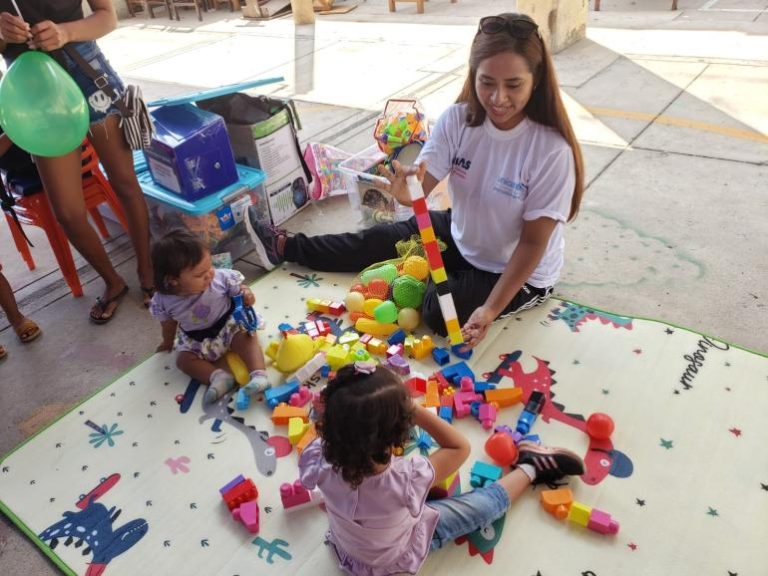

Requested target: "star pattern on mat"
[
  {"left": 706, "top": 507, "right": 719, "bottom": 517},
  {"left": 729, "top": 427, "right": 742, "bottom": 437},
  {"left": 724, "top": 361, "right": 731, "bottom": 367},
  {"left": 660, "top": 438, "right": 674, "bottom": 449},
  {"left": 633, "top": 348, "right": 642, "bottom": 355},
  {"left": 724, "top": 387, "right": 731, "bottom": 392},
  {"left": 573, "top": 359, "right": 580, "bottom": 365},
  {"left": 627, "top": 543, "right": 638, "bottom": 551},
  {"left": 636, "top": 498, "right": 646, "bottom": 506},
  {"left": 761, "top": 483, "right": 768, "bottom": 491},
  {"left": 602, "top": 388, "right": 610, "bottom": 395},
  {"left": 665, "top": 328, "right": 674, "bottom": 334},
  {"left": 728, "top": 571, "right": 738, "bottom": 576}
]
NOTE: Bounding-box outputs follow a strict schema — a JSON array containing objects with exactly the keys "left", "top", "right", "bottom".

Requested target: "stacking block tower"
[{"left": 406, "top": 175, "right": 464, "bottom": 345}]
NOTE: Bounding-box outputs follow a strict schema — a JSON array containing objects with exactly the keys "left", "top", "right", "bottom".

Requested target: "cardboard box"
[
  {"left": 145, "top": 104, "right": 238, "bottom": 201},
  {"left": 140, "top": 165, "right": 267, "bottom": 262}
]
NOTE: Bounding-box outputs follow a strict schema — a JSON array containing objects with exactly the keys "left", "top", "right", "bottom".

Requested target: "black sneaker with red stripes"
[{"left": 517, "top": 442, "right": 585, "bottom": 486}]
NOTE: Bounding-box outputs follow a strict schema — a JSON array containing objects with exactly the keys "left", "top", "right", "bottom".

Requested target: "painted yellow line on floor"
[{"left": 586, "top": 106, "right": 768, "bottom": 144}]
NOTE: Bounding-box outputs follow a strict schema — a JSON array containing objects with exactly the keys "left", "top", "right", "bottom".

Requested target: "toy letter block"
[
  {"left": 540, "top": 488, "right": 573, "bottom": 520},
  {"left": 568, "top": 501, "right": 592, "bottom": 527},
  {"left": 232, "top": 500, "right": 260, "bottom": 534},
  {"left": 271, "top": 403, "right": 309, "bottom": 425},
  {"left": 587, "top": 508, "right": 620, "bottom": 535},
  {"left": 485, "top": 387, "right": 523, "bottom": 408},
  {"left": 469, "top": 461, "right": 503, "bottom": 488}
]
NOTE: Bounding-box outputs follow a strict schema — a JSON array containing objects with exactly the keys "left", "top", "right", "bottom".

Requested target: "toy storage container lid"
[
  {"left": 139, "top": 164, "right": 266, "bottom": 216},
  {"left": 146, "top": 77, "right": 284, "bottom": 108}
]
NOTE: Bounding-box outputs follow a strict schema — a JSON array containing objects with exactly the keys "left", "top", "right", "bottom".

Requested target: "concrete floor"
[{"left": 1, "top": 0, "right": 767, "bottom": 573}]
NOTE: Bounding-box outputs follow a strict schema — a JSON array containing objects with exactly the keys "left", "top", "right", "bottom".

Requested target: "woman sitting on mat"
[
  {"left": 149, "top": 230, "right": 270, "bottom": 403},
  {"left": 247, "top": 12, "right": 584, "bottom": 350},
  {"left": 0, "top": 0, "right": 153, "bottom": 323}
]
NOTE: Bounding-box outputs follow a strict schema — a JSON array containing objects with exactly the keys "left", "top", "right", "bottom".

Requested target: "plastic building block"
[
  {"left": 438, "top": 405, "right": 453, "bottom": 423},
  {"left": 432, "top": 347, "right": 450, "bottom": 366},
  {"left": 219, "top": 474, "right": 246, "bottom": 496},
  {"left": 265, "top": 382, "right": 300, "bottom": 409},
  {"left": 411, "top": 335, "right": 434, "bottom": 360},
  {"left": 338, "top": 331, "right": 360, "bottom": 346},
  {"left": 366, "top": 337, "right": 388, "bottom": 355},
  {"left": 451, "top": 343, "right": 473, "bottom": 360},
  {"left": 459, "top": 376, "right": 474, "bottom": 392},
  {"left": 568, "top": 501, "right": 592, "bottom": 527},
  {"left": 540, "top": 488, "right": 574, "bottom": 520},
  {"left": 296, "top": 423, "right": 317, "bottom": 455},
  {"left": 587, "top": 508, "right": 620, "bottom": 535},
  {"left": 478, "top": 403, "right": 498, "bottom": 430},
  {"left": 288, "top": 417, "right": 310, "bottom": 445},
  {"left": 271, "top": 402, "right": 309, "bottom": 425},
  {"left": 387, "top": 329, "right": 407, "bottom": 345},
  {"left": 320, "top": 364, "right": 331, "bottom": 378},
  {"left": 433, "top": 372, "right": 450, "bottom": 393},
  {"left": 469, "top": 461, "right": 503, "bottom": 488},
  {"left": 221, "top": 477, "right": 258, "bottom": 511},
  {"left": 326, "top": 345, "right": 351, "bottom": 371},
  {"left": 516, "top": 391, "right": 545, "bottom": 435},
  {"left": 307, "top": 299, "right": 344, "bottom": 315},
  {"left": 441, "top": 361, "right": 475, "bottom": 385},
  {"left": 235, "top": 388, "right": 250, "bottom": 411},
  {"left": 484, "top": 387, "right": 523, "bottom": 408},
  {"left": 386, "top": 343, "right": 404, "bottom": 358},
  {"left": 473, "top": 380, "right": 496, "bottom": 393},
  {"left": 285, "top": 352, "right": 327, "bottom": 388},
  {"left": 328, "top": 302, "right": 346, "bottom": 316},
  {"left": 280, "top": 480, "right": 311, "bottom": 509},
  {"left": 424, "top": 381, "right": 440, "bottom": 408},
  {"left": 405, "top": 375, "right": 427, "bottom": 397},
  {"left": 289, "top": 386, "right": 313, "bottom": 407},
  {"left": 385, "top": 354, "right": 411, "bottom": 376},
  {"left": 428, "top": 470, "right": 461, "bottom": 500},
  {"left": 232, "top": 499, "right": 259, "bottom": 534}
]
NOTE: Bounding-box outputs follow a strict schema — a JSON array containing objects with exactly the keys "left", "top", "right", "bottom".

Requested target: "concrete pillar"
[
  {"left": 516, "top": 0, "right": 588, "bottom": 53},
  {"left": 290, "top": 0, "right": 316, "bottom": 24}
]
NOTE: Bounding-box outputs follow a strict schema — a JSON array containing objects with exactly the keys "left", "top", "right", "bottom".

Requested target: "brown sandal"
[
  {"left": 90, "top": 285, "right": 129, "bottom": 325},
  {"left": 14, "top": 317, "right": 42, "bottom": 344},
  {"left": 0, "top": 345, "right": 7, "bottom": 361}
]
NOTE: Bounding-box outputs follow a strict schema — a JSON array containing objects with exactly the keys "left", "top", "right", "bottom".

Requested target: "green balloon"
[{"left": 0, "top": 51, "right": 89, "bottom": 157}]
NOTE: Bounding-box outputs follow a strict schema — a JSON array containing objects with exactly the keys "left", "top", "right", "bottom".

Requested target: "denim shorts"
[
  {"left": 62, "top": 41, "right": 125, "bottom": 125},
  {"left": 426, "top": 482, "right": 510, "bottom": 550}
]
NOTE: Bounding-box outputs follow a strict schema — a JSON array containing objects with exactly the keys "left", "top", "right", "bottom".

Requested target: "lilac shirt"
[
  {"left": 149, "top": 269, "right": 244, "bottom": 331},
  {"left": 299, "top": 439, "right": 439, "bottom": 576}
]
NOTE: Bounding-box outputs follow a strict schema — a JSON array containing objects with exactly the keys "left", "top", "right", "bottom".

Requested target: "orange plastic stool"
[{"left": 2, "top": 140, "right": 129, "bottom": 298}]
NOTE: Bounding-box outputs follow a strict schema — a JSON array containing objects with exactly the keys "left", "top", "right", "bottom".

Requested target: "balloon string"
[{"left": 9, "top": 0, "right": 22, "bottom": 18}]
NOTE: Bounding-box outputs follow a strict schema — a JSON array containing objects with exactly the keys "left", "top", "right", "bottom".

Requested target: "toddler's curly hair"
[{"left": 316, "top": 364, "right": 413, "bottom": 488}]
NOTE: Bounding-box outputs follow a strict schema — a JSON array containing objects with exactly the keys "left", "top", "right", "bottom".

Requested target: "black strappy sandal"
[
  {"left": 140, "top": 286, "right": 155, "bottom": 308},
  {"left": 90, "top": 285, "right": 129, "bottom": 325}
]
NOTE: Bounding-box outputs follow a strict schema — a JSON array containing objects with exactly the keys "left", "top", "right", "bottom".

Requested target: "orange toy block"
[
  {"left": 424, "top": 381, "right": 440, "bottom": 408},
  {"left": 271, "top": 403, "right": 309, "bottom": 425},
  {"left": 540, "top": 488, "right": 573, "bottom": 520},
  {"left": 296, "top": 423, "right": 317, "bottom": 455},
  {"left": 485, "top": 387, "right": 523, "bottom": 408}
]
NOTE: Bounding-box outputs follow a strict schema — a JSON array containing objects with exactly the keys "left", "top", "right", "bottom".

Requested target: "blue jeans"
[
  {"left": 426, "top": 482, "right": 510, "bottom": 550},
  {"left": 62, "top": 41, "right": 125, "bottom": 124}
]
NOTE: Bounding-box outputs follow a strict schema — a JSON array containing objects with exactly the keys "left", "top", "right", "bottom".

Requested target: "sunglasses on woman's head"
[{"left": 478, "top": 16, "right": 539, "bottom": 38}]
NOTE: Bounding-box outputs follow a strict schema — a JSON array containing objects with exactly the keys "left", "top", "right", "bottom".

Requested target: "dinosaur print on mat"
[
  {"left": 548, "top": 302, "right": 633, "bottom": 333},
  {"left": 485, "top": 351, "right": 634, "bottom": 485}
]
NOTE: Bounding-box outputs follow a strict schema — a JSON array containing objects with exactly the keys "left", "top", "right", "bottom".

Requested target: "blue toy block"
[
  {"left": 387, "top": 330, "right": 407, "bottom": 345},
  {"left": 265, "top": 382, "right": 300, "bottom": 409},
  {"left": 235, "top": 388, "right": 251, "bottom": 411},
  {"left": 320, "top": 365, "right": 331, "bottom": 378},
  {"left": 469, "top": 461, "right": 503, "bottom": 488},
  {"left": 473, "top": 381, "right": 496, "bottom": 393},
  {"left": 451, "top": 344, "right": 473, "bottom": 360},
  {"left": 441, "top": 362, "right": 475, "bottom": 386},
  {"left": 469, "top": 401, "right": 482, "bottom": 420},
  {"left": 431, "top": 347, "right": 450, "bottom": 366},
  {"left": 438, "top": 406, "right": 453, "bottom": 423},
  {"left": 278, "top": 323, "right": 294, "bottom": 333}
]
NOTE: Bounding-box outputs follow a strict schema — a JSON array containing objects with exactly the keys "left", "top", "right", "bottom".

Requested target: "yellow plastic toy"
[
  {"left": 355, "top": 318, "right": 399, "bottom": 336},
  {"left": 225, "top": 351, "right": 249, "bottom": 387},
  {"left": 397, "top": 307, "right": 420, "bottom": 331},
  {"left": 275, "top": 333, "right": 315, "bottom": 373},
  {"left": 401, "top": 255, "right": 429, "bottom": 281}
]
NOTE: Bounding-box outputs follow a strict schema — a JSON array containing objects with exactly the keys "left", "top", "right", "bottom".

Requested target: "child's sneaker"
[
  {"left": 205, "top": 370, "right": 235, "bottom": 403},
  {"left": 244, "top": 370, "right": 271, "bottom": 395},
  {"left": 245, "top": 207, "right": 287, "bottom": 271},
  {"left": 517, "top": 442, "right": 584, "bottom": 486}
]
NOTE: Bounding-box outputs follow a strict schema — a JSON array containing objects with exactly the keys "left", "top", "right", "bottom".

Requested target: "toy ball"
[
  {"left": 392, "top": 275, "right": 426, "bottom": 310},
  {"left": 397, "top": 307, "right": 420, "bottom": 331},
  {"left": 366, "top": 278, "right": 390, "bottom": 300},
  {"left": 374, "top": 300, "right": 398, "bottom": 324},
  {"left": 362, "top": 298, "right": 384, "bottom": 318},
  {"left": 350, "top": 283, "right": 367, "bottom": 295},
  {"left": 485, "top": 432, "right": 519, "bottom": 467},
  {"left": 401, "top": 255, "right": 429, "bottom": 281},
  {"left": 175, "top": 394, "right": 184, "bottom": 405},
  {"left": 361, "top": 264, "right": 398, "bottom": 285},
  {"left": 276, "top": 333, "right": 315, "bottom": 373},
  {"left": 586, "top": 412, "right": 615, "bottom": 440},
  {"left": 345, "top": 291, "right": 365, "bottom": 313}
]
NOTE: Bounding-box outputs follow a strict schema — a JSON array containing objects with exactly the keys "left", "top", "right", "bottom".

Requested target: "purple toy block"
[{"left": 386, "top": 354, "right": 411, "bottom": 376}]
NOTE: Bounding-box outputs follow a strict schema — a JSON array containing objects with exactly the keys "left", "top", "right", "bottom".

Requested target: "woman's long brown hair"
[{"left": 457, "top": 13, "right": 584, "bottom": 221}]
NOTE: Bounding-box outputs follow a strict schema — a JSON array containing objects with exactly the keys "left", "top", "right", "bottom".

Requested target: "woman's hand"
[
  {"left": 377, "top": 160, "right": 427, "bottom": 207},
  {"left": 29, "top": 20, "right": 70, "bottom": 51},
  {"left": 460, "top": 305, "right": 495, "bottom": 350},
  {"left": 0, "top": 12, "right": 31, "bottom": 44}
]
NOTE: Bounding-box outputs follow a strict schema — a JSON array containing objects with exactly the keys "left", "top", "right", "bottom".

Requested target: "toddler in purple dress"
[{"left": 149, "top": 230, "right": 269, "bottom": 402}]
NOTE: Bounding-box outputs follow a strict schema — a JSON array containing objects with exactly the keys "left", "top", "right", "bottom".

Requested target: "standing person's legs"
[
  {"left": 35, "top": 150, "right": 128, "bottom": 322},
  {"left": 89, "top": 116, "right": 154, "bottom": 305},
  {"left": 0, "top": 267, "right": 41, "bottom": 344}
]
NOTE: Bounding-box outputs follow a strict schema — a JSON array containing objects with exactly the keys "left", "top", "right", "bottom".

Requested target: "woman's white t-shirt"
[{"left": 418, "top": 103, "right": 575, "bottom": 288}]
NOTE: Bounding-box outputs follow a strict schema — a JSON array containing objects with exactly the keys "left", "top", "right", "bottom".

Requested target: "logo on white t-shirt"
[
  {"left": 451, "top": 156, "right": 472, "bottom": 179},
  {"left": 493, "top": 176, "right": 528, "bottom": 200}
]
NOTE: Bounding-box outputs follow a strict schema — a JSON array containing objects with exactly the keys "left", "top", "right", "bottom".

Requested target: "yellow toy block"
[
  {"left": 366, "top": 337, "right": 388, "bottom": 356},
  {"left": 431, "top": 266, "right": 447, "bottom": 284},
  {"left": 540, "top": 488, "right": 573, "bottom": 520},
  {"left": 485, "top": 387, "right": 523, "bottom": 408},
  {"left": 412, "top": 335, "right": 434, "bottom": 360},
  {"left": 444, "top": 318, "right": 461, "bottom": 334},
  {"left": 327, "top": 345, "right": 351, "bottom": 371},
  {"left": 266, "top": 340, "right": 279, "bottom": 361},
  {"left": 288, "top": 417, "right": 310, "bottom": 445},
  {"left": 433, "top": 470, "right": 458, "bottom": 492},
  {"left": 448, "top": 330, "right": 464, "bottom": 346},
  {"left": 420, "top": 225, "right": 436, "bottom": 244},
  {"left": 355, "top": 318, "right": 399, "bottom": 337},
  {"left": 271, "top": 403, "right": 309, "bottom": 425},
  {"left": 338, "top": 332, "right": 360, "bottom": 346},
  {"left": 404, "top": 335, "right": 415, "bottom": 355},
  {"left": 568, "top": 501, "right": 592, "bottom": 527},
  {"left": 296, "top": 423, "right": 317, "bottom": 455}
]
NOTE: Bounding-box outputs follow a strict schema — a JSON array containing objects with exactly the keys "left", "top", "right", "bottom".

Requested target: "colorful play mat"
[{"left": 1, "top": 264, "right": 766, "bottom": 576}]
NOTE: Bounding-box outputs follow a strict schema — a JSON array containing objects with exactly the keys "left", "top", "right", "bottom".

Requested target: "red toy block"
[
  {"left": 280, "top": 479, "right": 324, "bottom": 512},
  {"left": 316, "top": 320, "right": 332, "bottom": 336},
  {"left": 405, "top": 375, "right": 427, "bottom": 397},
  {"left": 411, "top": 197, "right": 428, "bottom": 215},
  {"left": 328, "top": 302, "right": 346, "bottom": 316},
  {"left": 222, "top": 478, "right": 258, "bottom": 511},
  {"left": 433, "top": 372, "right": 451, "bottom": 394},
  {"left": 232, "top": 499, "right": 260, "bottom": 534}
]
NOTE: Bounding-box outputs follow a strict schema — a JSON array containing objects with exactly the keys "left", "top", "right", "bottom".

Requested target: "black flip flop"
[{"left": 90, "top": 285, "right": 129, "bottom": 325}]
